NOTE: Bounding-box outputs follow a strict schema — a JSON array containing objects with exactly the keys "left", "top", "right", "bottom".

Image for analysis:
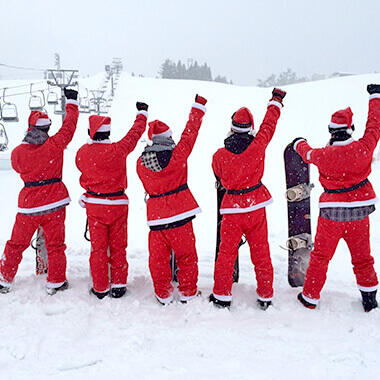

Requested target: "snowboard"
[
  {"left": 284, "top": 143, "right": 313, "bottom": 287},
  {"left": 215, "top": 179, "right": 240, "bottom": 283},
  {"left": 34, "top": 226, "right": 48, "bottom": 275}
]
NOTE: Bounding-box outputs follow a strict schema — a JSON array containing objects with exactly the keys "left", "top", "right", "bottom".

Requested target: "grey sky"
[{"left": 1, "top": 0, "right": 379, "bottom": 85}]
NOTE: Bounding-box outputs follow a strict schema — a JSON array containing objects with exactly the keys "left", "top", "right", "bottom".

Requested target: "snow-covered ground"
[{"left": 0, "top": 73, "right": 379, "bottom": 380}]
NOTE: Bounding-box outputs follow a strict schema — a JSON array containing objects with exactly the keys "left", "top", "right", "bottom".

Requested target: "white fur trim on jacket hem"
[
  {"left": 156, "top": 294, "right": 174, "bottom": 304},
  {"left": 213, "top": 293, "right": 232, "bottom": 302},
  {"left": 66, "top": 99, "right": 79, "bottom": 106},
  {"left": 267, "top": 100, "right": 283, "bottom": 109},
  {"left": 192, "top": 102, "right": 206, "bottom": 113},
  {"left": 18, "top": 197, "right": 71, "bottom": 214},
  {"left": 369, "top": 94, "right": 380, "bottom": 100},
  {"left": 147, "top": 207, "right": 201, "bottom": 226},
  {"left": 293, "top": 139, "right": 306, "bottom": 151},
  {"left": 137, "top": 110, "right": 148, "bottom": 118},
  {"left": 319, "top": 197, "right": 378, "bottom": 209},
  {"left": 358, "top": 284, "right": 378, "bottom": 292},
  {"left": 80, "top": 195, "right": 129, "bottom": 206},
  {"left": 220, "top": 199, "right": 273, "bottom": 215},
  {"left": 46, "top": 281, "right": 66, "bottom": 289},
  {"left": 302, "top": 294, "right": 319, "bottom": 305}
]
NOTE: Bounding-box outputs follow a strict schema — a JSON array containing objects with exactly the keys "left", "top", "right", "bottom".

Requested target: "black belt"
[
  {"left": 323, "top": 179, "right": 369, "bottom": 194},
  {"left": 86, "top": 190, "right": 125, "bottom": 197},
  {"left": 226, "top": 182, "right": 263, "bottom": 195},
  {"left": 24, "top": 177, "right": 62, "bottom": 187},
  {"left": 149, "top": 183, "right": 188, "bottom": 198}
]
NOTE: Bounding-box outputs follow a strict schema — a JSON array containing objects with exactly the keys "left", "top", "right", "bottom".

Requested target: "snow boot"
[
  {"left": 46, "top": 281, "right": 69, "bottom": 295},
  {"left": 0, "top": 284, "right": 11, "bottom": 294},
  {"left": 257, "top": 299, "right": 272, "bottom": 310},
  {"left": 155, "top": 294, "right": 173, "bottom": 306},
  {"left": 110, "top": 287, "right": 127, "bottom": 299},
  {"left": 209, "top": 293, "right": 231, "bottom": 309},
  {"left": 90, "top": 288, "right": 109, "bottom": 299},
  {"left": 297, "top": 292, "right": 317, "bottom": 309},
  {"left": 360, "top": 290, "right": 378, "bottom": 312}
]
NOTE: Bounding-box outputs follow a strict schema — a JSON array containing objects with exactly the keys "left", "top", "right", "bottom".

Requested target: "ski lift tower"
[
  {"left": 46, "top": 69, "right": 78, "bottom": 122},
  {"left": 90, "top": 90, "right": 108, "bottom": 115}
]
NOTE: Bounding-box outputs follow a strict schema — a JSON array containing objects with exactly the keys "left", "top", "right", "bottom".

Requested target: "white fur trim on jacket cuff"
[
  {"left": 267, "top": 100, "right": 283, "bottom": 110},
  {"left": 293, "top": 138, "right": 306, "bottom": 151},
  {"left": 369, "top": 94, "right": 380, "bottom": 100},
  {"left": 192, "top": 102, "right": 206, "bottom": 113},
  {"left": 66, "top": 99, "right": 79, "bottom": 106},
  {"left": 137, "top": 110, "right": 148, "bottom": 118}
]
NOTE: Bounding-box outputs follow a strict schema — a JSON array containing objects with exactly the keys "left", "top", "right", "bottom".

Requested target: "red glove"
[
  {"left": 195, "top": 94, "right": 207, "bottom": 105},
  {"left": 270, "top": 88, "right": 286, "bottom": 104}
]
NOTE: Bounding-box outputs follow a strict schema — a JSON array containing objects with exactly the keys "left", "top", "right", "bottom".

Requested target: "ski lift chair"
[
  {"left": 47, "top": 90, "right": 59, "bottom": 105},
  {"left": 54, "top": 103, "right": 65, "bottom": 115},
  {"left": 29, "top": 87, "right": 46, "bottom": 111},
  {"left": 1, "top": 88, "right": 19, "bottom": 122},
  {"left": 0, "top": 123, "right": 9, "bottom": 151},
  {"left": 89, "top": 99, "right": 97, "bottom": 113},
  {"left": 79, "top": 89, "right": 90, "bottom": 113}
]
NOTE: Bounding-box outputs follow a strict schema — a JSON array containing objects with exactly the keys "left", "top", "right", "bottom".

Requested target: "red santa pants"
[
  {"left": 213, "top": 207, "right": 273, "bottom": 301},
  {"left": 86, "top": 203, "right": 128, "bottom": 293},
  {"left": 303, "top": 216, "right": 378, "bottom": 302},
  {"left": 148, "top": 221, "right": 198, "bottom": 301},
  {"left": 0, "top": 208, "right": 67, "bottom": 286}
]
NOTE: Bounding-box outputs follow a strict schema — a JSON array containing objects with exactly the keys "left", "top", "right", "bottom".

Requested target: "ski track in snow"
[{"left": 0, "top": 73, "right": 379, "bottom": 379}]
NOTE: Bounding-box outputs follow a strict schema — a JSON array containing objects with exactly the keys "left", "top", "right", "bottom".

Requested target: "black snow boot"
[
  {"left": 46, "top": 281, "right": 69, "bottom": 295},
  {"left": 360, "top": 290, "right": 378, "bottom": 312},
  {"left": 209, "top": 293, "right": 231, "bottom": 309},
  {"left": 0, "top": 284, "right": 11, "bottom": 294},
  {"left": 257, "top": 299, "right": 272, "bottom": 310},
  {"left": 90, "top": 288, "right": 109, "bottom": 299},
  {"left": 110, "top": 287, "right": 127, "bottom": 298},
  {"left": 297, "top": 292, "right": 317, "bottom": 309}
]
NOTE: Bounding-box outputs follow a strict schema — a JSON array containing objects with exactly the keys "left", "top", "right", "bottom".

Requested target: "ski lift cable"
[
  {"left": 0, "top": 81, "right": 46, "bottom": 93},
  {"left": 0, "top": 62, "right": 45, "bottom": 72}
]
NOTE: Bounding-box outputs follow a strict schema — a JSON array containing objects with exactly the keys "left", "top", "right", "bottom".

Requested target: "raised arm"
[
  {"left": 50, "top": 89, "right": 79, "bottom": 150},
  {"left": 254, "top": 88, "right": 286, "bottom": 147},
  {"left": 359, "top": 84, "right": 380, "bottom": 152},
  {"left": 174, "top": 94, "right": 207, "bottom": 160},
  {"left": 115, "top": 102, "right": 148, "bottom": 155}
]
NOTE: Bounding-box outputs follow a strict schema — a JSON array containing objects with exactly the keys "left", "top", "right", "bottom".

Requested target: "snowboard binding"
[
  {"left": 286, "top": 183, "right": 314, "bottom": 202},
  {"left": 286, "top": 233, "right": 313, "bottom": 251}
]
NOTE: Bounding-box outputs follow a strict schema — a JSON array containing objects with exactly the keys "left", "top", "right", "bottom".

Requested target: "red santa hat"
[
  {"left": 148, "top": 120, "right": 172, "bottom": 141},
  {"left": 28, "top": 111, "right": 51, "bottom": 131},
  {"left": 328, "top": 107, "right": 354, "bottom": 134},
  {"left": 89, "top": 115, "right": 111, "bottom": 139},
  {"left": 231, "top": 107, "right": 254, "bottom": 133}
]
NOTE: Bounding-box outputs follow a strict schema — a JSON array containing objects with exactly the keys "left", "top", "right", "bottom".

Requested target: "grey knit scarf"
[{"left": 23, "top": 128, "right": 49, "bottom": 145}]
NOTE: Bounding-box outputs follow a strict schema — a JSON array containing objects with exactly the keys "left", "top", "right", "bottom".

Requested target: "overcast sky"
[{"left": 1, "top": 0, "right": 379, "bottom": 85}]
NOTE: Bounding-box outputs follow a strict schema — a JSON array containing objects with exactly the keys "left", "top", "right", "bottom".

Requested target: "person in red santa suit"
[
  {"left": 136, "top": 94, "right": 207, "bottom": 305},
  {"left": 0, "top": 88, "right": 79, "bottom": 295},
  {"left": 76, "top": 102, "right": 148, "bottom": 299},
  {"left": 210, "top": 88, "right": 286, "bottom": 309},
  {"left": 293, "top": 84, "right": 380, "bottom": 312}
]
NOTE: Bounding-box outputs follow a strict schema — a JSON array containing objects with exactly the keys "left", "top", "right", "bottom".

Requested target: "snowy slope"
[{"left": 0, "top": 73, "right": 379, "bottom": 380}]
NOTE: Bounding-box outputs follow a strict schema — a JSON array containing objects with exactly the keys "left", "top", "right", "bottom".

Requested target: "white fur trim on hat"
[
  {"left": 152, "top": 129, "right": 172, "bottom": 138},
  {"left": 230, "top": 123, "right": 251, "bottom": 133},
  {"left": 97, "top": 124, "right": 111, "bottom": 133},
  {"left": 35, "top": 118, "right": 51, "bottom": 127},
  {"left": 329, "top": 122, "right": 348, "bottom": 129}
]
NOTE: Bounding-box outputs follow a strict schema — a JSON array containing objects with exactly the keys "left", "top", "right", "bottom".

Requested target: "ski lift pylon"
[{"left": 1, "top": 88, "right": 19, "bottom": 122}]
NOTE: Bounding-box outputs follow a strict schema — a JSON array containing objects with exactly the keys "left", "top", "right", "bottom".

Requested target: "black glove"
[
  {"left": 367, "top": 84, "right": 380, "bottom": 95},
  {"left": 289, "top": 137, "right": 306, "bottom": 151},
  {"left": 64, "top": 88, "right": 78, "bottom": 100},
  {"left": 136, "top": 102, "right": 148, "bottom": 111},
  {"left": 272, "top": 88, "right": 286, "bottom": 100}
]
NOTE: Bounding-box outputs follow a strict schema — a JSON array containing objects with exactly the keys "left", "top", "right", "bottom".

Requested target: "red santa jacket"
[
  {"left": 11, "top": 100, "right": 79, "bottom": 214},
  {"left": 212, "top": 102, "right": 282, "bottom": 214},
  {"left": 294, "top": 95, "right": 380, "bottom": 208},
  {"left": 136, "top": 102, "right": 206, "bottom": 226},
  {"left": 76, "top": 111, "right": 147, "bottom": 206}
]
